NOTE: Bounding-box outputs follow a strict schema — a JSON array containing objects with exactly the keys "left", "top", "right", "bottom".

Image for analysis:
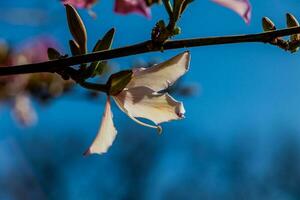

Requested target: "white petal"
[
  {"left": 113, "top": 87, "right": 185, "bottom": 126},
  {"left": 84, "top": 96, "right": 117, "bottom": 155},
  {"left": 126, "top": 51, "right": 190, "bottom": 92},
  {"left": 12, "top": 93, "right": 37, "bottom": 127}
]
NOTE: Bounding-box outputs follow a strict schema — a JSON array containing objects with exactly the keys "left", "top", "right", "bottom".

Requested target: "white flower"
[{"left": 84, "top": 51, "right": 191, "bottom": 155}]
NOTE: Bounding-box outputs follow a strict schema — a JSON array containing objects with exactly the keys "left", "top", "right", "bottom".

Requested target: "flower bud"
[
  {"left": 107, "top": 70, "right": 133, "bottom": 95},
  {"left": 47, "top": 48, "right": 61, "bottom": 60},
  {"left": 69, "top": 40, "right": 80, "bottom": 56},
  {"left": 262, "top": 17, "right": 276, "bottom": 32},
  {"left": 65, "top": 4, "right": 87, "bottom": 54},
  {"left": 286, "top": 13, "right": 300, "bottom": 41}
]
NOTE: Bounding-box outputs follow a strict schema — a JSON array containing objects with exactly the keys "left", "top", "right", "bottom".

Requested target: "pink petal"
[
  {"left": 14, "top": 36, "right": 60, "bottom": 64},
  {"left": 61, "top": 0, "right": 97, "bottom": 9},
  {"left": 212, "top": 0, "right": 251, "bottom": 24},
  {"left": 114, "top": 0, "right": 151, "bottom": 18},
  {"left": 84, "top": 96, "right": 117, "bottom": 155}
]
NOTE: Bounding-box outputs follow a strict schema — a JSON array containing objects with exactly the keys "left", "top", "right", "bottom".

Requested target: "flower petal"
[
  {"left": 114, "top": 87, "right": 185, "bottom": 126},
  {"left": 84, "top": 96, "right": 117, "bottom": 155},
  {"left": 126, "top": 51, "right": 190, "bottom": 92},
  {"left": 12, "top": 94, "right": 37, "bottom": 127},
  {"left": 61, "top": 0, "right": 97, "bottom": 9},
  {"left": 212, "top": 0, "right": 251, "bottom": 24},
  {"left": 114, "top": 0, "right": 151, "bottom": 18}
]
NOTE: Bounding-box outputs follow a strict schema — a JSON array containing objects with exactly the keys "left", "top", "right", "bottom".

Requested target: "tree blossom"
[
  {"left": 114, "top": 0, "right": 151, "bottom": 18},
  {"left": 61, "top": 0, "right": 251, "bottom": 22},
  {"left": 85, "top": 51, "right": 191, "bottom": 155},
  {"left": 0, "top": 37, "right": 60, "bottom": 126},
  {"left": 212, "top": 0, "right": 251, "bottom": 24},
  {"left": 61, "top": 0, "right": 97, "bottom": 9}
]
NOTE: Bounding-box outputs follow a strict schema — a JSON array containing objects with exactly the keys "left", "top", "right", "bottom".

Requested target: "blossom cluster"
[
  {"left": 62, "top": 0, "right": 251, "bottom": 23},
  {"left": 0, "top": 37, "right": 74, "bottom": 126}
]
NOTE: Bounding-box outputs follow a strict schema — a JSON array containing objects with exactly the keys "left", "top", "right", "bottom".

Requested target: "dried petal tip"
[
  {"left": 83, "top": 149, "right": 92, "bottom": 156},
  {"left": 176, "top": 102, "right": 185, "bottom": 119},
  {"left": 157, "top": 126, "right": 163, "bottom": 134}
]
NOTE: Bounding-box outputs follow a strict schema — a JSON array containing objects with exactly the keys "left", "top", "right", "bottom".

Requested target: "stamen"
[{"left": 126, "top": 113, "right": 162, "bottom": 134}]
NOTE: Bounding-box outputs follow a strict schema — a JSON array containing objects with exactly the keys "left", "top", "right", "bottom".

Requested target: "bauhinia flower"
[
  {"left": 84, "top": 51, "right": 191, "bottom": 155},
  {"left": 61, "top": 0, "right": 97, "bottom": 9},
  {"left": 212, "top": 0, "right": 251, "bottom": 24},
  {"left": 114, "top": 0, "right": 151, "bottom": 18},
  {"left": 0, "top": 37, "right": 59, "bottom": 126}
]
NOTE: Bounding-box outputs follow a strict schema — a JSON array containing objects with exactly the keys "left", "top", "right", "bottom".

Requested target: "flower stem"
[
  {"left": 79, "top": 81, "right": 108, "bottom": 93},
  {"left": 0, "top": 26, "right": 300, "bottom": 76}
]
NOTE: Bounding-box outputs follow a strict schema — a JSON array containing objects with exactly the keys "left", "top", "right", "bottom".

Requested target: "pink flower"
[
  {"left": 14, "top": 37, "right": 58, "bottom": 64},
  {"left": 212, "top": 0, "right": 251, "bottom": 24},
  {"left": 61, "top": 0, "right": 97, "bottom": 9},
  {"left": 85, "top": 52, "right": 190, "bottom": 155},
  {"left": 0, "top": 37, "right": 59, "bottom": 126},
  {"left": 114, "top": 0, "right": 151, "bottom": 18}
]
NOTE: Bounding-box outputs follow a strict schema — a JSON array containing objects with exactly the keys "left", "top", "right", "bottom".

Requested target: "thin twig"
[{"left": 0, "top": 26, "right": 299, "bottom": 76}]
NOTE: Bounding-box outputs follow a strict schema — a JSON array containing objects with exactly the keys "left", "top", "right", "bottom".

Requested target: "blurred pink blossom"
[
  {"left": 114, "top": 0, "right": 151, "bottom": 18},
  {"left": 0, "top": 37, "right": 59, "bottom": 126},
  {"left": 212, "top": 0, "right": 251, "bottom": 23},
  {"left": 14, "top": 36, "right": 58, "bottom": 64},
  {"left": 61, "top": 0, "right": 97, "bottom": 9}
]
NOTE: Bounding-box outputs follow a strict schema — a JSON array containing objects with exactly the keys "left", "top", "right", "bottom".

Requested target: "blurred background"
[{"left": 1, "top": 0, "right": 300, "bottom": 199}]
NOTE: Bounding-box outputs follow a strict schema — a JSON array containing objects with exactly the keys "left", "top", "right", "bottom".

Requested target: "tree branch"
[{"left": 1, "top": 26, "right": 300, "bottom": 76}]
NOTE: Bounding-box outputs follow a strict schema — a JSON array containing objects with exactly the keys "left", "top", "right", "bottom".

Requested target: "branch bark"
[{"left": 0, "top": 26, "right": 299, "bottom": 76}]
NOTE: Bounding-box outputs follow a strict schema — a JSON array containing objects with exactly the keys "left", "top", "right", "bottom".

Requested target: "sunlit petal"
[
  {"left": 84, "top": 96, "right": 117, "bottom": 155},
  {"left": 127, "top": 51, "right": 190, "bottom": 92},
  {"left": 212, "top": 0, "right": 251, "bottom": 24},
  {"left": 114, "top": 87, "right": 185, "bottom": 126}
]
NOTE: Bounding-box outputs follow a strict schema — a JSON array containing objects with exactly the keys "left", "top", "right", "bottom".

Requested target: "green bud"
[
  {"left": 92, "top": 28, "right": 115, "bottom": 52},
  {"left": 69, "top": 40, "right": 80, "bottom": 56},
  {"left": 107, "top": 70, "right": 133, "bottom": 96},
  {"left": 157, "top": 20, "right": 166, "bottom": 29},
  {"left": 47, "top": 48, "right": 61, "bottom": 60},
  {"left": 262, "top": 17, "right": 276, "bottom": 32},
  {"left": 287, "top": 13, "right": 299, "bottom": 28},
  {"left": 65, "top": 4, "right": 87, "bottom": 54},
  {"left": 88, "top": 28, "right": 116, "bottom": 77},
  {"left": 173, "top": 26, "right": 181, "bottom": 35},
  {"left": 286, "top": 13, "right": 300, "bottom": 41}
]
